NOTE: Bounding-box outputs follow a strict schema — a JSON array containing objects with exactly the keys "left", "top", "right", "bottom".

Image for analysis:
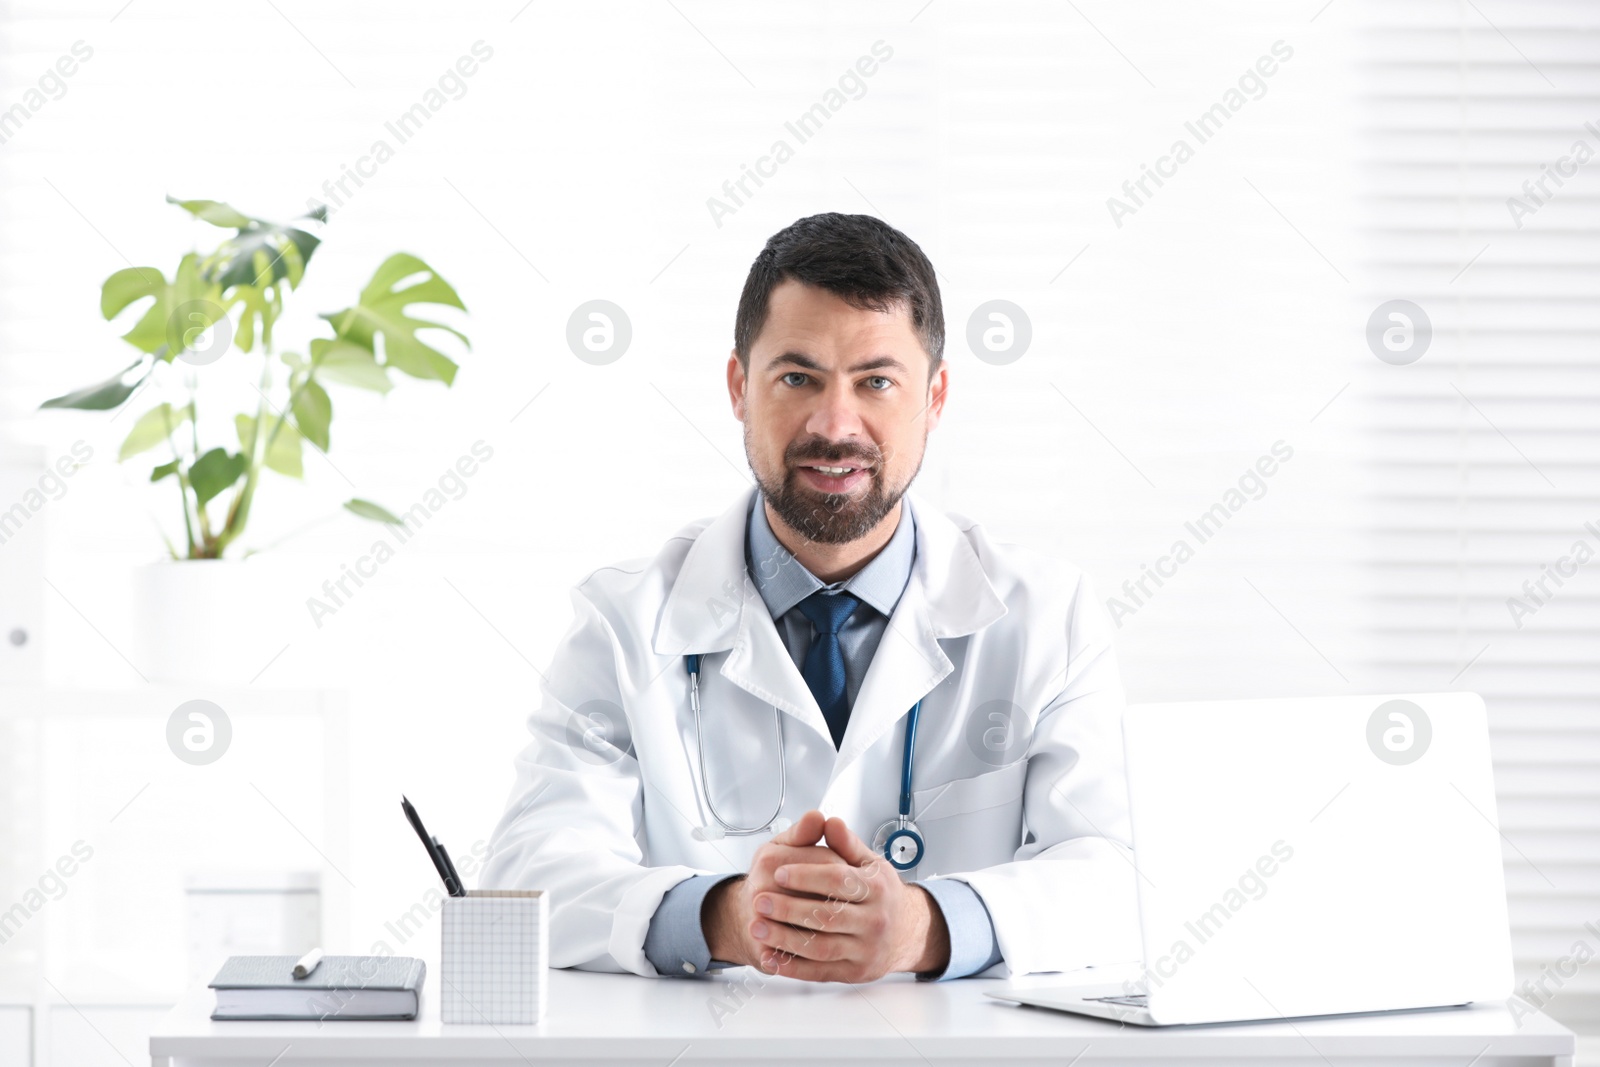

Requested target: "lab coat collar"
[{"left": 652, "top": 483, "right": 1009, "bottom": 770}]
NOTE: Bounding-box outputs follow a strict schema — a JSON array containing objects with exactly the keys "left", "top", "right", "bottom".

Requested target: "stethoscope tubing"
[
  {"left": 898, "top": 699, "right": 920, "bottom": 819},
  {"left": 687, "top": 653, "right": 787, "bottom": 837},
  {"left": 686, "top": 654, "right": 921, "bottom": 863}
]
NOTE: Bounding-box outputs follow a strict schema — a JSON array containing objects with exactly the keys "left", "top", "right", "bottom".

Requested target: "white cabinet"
[
  {"left": 0, "top": 686, "right": 347, "bottom": 1067},
  {"left": 0, "top": 1006, "right": 30, "bottom": 1067}
]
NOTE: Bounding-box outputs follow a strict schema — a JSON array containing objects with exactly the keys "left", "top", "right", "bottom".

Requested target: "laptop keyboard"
[{"left": 1086, "top": 993, "right": 1149, "bottom": 1007}]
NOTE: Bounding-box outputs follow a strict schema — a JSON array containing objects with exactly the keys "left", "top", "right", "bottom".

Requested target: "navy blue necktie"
[{"left": 796, "top": 591, "right": 862, "bottom": 749}]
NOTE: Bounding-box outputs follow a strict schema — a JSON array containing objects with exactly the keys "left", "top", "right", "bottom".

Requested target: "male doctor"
[{"left": 483, "top": 212, "right": 1139, "bottom": 982}]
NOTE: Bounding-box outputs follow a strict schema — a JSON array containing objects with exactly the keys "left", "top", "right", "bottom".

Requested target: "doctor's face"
[{"left": 728, "top": 279, "right": 948, "bottom": 545}]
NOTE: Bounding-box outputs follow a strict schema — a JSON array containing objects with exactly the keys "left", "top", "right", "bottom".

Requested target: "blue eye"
[
  {"left": 867, "top": 376, "right": 892, "bottom": 390},
  {"left": 781, "top": 372, "right": 808, "bottom": 387}
]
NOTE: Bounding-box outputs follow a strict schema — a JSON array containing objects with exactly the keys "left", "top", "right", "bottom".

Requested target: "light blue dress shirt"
[{"left": 643, "top": 491, "right": 1005, "bottom": 980}]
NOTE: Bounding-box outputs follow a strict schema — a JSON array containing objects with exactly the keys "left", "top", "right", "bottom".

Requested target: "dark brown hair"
[{"left": 734, "top": 213, "right": 944, "bottom": 379}]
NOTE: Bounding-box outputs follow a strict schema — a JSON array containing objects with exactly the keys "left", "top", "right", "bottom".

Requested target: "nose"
[{"left": 804, "top": 377, "right": 867, "bottom": 444}]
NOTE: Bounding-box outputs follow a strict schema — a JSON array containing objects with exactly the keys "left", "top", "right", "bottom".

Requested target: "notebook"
[{"left": 209, "top": 955, "right": 426, "bottom": 1020}]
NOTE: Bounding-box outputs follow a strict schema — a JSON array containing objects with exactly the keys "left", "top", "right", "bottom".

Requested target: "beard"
[{"left": 746, "top": 426, "right": 925, "bottom": 545}]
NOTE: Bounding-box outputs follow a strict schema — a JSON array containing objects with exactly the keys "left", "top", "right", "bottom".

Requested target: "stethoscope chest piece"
[{"left": 872, "top": 818, "right": 925, "bottom": 871}]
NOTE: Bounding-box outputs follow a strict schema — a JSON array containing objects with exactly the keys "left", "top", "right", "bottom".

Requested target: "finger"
[
  {"left": 748, "top": 845, "right": 849, "bottom": 901},
  {"left": 757, "top": 844, "right": 847, "bottom": 871},
  {"left": 823, "top": 815, "right": 876, "bottom": 867},
  {"left": 750, "top": 916, "right": 850, "bottom": 962},
  {"left": 754, "top": 890, "right": 870, "bottom": 935},
  {"left": 775, "top": 861, "right": 873, "bottom": 901},
  {"left": 758, "top": 949, "right": 861, "bottom": 983},
  {"left": 769, "top": 809, "right": 825, "bottom": 848}
]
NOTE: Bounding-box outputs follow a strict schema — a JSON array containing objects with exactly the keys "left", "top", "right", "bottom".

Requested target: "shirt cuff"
[
  {"left": 643, "top": 872, "right": 744, "bottom": 977},
  {"left": 914, "top": 878, "right": 1005, "bottom": 980}
]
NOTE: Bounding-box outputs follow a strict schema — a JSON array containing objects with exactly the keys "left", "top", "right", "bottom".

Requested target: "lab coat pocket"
[{"left": 909, "top": 759, "right": 1028, "bottom": 876}]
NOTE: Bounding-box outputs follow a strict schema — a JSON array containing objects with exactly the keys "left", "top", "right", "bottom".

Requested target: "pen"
[
  {"left": 292, "top": 947, "right": 323, "bottom": 980},
  {"left": 401, "top": 795, "right": 467, "bottom": 897},
  {"left": 434, "top": 837, "right": 464, "bottom": 897}
]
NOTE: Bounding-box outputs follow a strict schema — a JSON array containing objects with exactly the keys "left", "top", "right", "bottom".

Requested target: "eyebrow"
[{"left": 766, "top": 352, "right": 908, "bottom": 375}]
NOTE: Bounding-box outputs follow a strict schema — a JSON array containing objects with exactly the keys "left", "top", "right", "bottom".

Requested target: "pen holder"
[{"left": 441, "top": 889, "right": 548, "bottom": 1025}]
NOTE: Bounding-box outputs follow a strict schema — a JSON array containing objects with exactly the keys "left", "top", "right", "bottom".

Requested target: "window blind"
[{"left": 1356, "top": 0, "right": 1600, "bottom": 1015}]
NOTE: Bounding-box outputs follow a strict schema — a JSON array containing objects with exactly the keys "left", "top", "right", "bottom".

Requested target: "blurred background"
[{"left": 0, "top": 0, "right": 1595, "bottom": 1062}]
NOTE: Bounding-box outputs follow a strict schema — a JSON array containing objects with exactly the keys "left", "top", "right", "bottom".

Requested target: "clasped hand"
[{"left": 702, "top": 810, "right": 950, "bottom": 982}]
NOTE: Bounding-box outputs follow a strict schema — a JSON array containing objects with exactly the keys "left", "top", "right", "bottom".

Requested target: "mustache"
[{"left": 785, "top": 439, "right": 883, "bottom": 467}]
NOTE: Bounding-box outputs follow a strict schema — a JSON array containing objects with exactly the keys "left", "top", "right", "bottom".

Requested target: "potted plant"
[{"left": 42, "top": 195, "right": 470, "bottom": 680}]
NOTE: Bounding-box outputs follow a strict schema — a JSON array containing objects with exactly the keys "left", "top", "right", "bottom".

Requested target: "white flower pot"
[{"left": 132, "top": 559, "right": 292, "bottom": 685}]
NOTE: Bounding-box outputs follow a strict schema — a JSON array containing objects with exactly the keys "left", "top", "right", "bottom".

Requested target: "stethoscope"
[{"left": 684, "top": 654, "right": 927, "bottom": 871}]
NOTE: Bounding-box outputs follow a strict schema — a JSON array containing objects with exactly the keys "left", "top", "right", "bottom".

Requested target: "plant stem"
[
  {"left": 188, "top": 375, "right": 201, "bottom": 458},
  {"left": 163, "top": 405, "right": 196, "bottom": 557},
  {"left": 264, "top": 363, "right": 315, "bottom": 453},
  {"left": 222, "top": 371, "right": 268, "bottom": 535},
  {"left": 215, "top": 332, "right": 276, "bottom": 556},
  {"left": 188, "top": 377, "right": 214, "bottom": 549}
]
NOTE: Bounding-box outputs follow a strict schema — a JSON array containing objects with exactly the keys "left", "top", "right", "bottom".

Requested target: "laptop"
[{"left": 987, "top": 692, "right": 1514, "bottom": 1026}]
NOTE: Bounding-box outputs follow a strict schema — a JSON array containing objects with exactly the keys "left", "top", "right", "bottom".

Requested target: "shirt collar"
[{"left": 745, "top": 490, "right": 918, "bottom": 621}]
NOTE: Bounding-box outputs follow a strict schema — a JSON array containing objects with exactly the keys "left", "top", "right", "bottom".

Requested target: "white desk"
[{"left": 150, "top": 966, "right": 1577, "bottom": 1067}]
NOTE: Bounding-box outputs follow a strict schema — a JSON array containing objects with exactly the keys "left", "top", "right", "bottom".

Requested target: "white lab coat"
[{"left": 482, "top": 485, "right": 1141, "bottom": 978}]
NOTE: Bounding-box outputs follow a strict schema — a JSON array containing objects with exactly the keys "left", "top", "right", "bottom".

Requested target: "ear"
[
  {"left": 727, "top": 350, "right": 747, "bottom": 422},
  {"left": 923, "top": 361, "right": 950, "bottom": 432}
]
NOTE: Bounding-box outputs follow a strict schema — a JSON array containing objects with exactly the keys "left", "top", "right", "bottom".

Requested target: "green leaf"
[
  {"left": 321, "top": 252, "right": 467, "bottom": 386},
  {"left": 119, "top": 402, "right": 190, "bottom": 461},
  {"left": 95, "top": 252, "right": 222, "bottom": 361},
  {"left": 163, "top": 198, "right": 321, "bottom": 355},
  {"left": 99, "top": 254, "right": 218, "bottom": 359},
  {"left": 40, "top": 360, "right": 147, "bottom": 411},
  {"left": 344, "top": 498, "right": 403, "bottom": 525},
  {"left": 166, "top": 195, "right": 254, "bottom": 229},
  {"left": 199, "top": 216, "right": 320, "bottom": 292},
  {"left": 291, "top": 379, "right": 332, "bottom": 452},
  {"left": 265, "top": 418, "right": 305, "bottom": 477},
  {"left": 236, "top": 412, "right": 304, "bottom": 479},
  {"left": 171, "top": 195, "right": 321, "bottom": 291},
  {"left": 188, "top": 448, "right": 246, "bottom": 508},
  {"left": 150, "top": 459, "right": 180, "bottom": 482},
  {"left": 160, "top": 254, "right": 223, "bottom": 361},
  {"left": 226, "top": 282, "right": 275, "bottom": 354},
  {"left": 102, "top": 265, "right": 169, "bottom": 355},
  {"left": 101, "top": 266, "right": 165, "bottom": 320},
  {"left": 311, "top": 338, "right": 392, "bottom": 394}
]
